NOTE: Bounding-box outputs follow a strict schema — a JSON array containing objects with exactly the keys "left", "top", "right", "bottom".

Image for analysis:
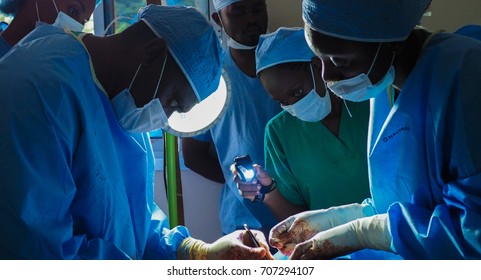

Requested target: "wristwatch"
[{"left": 252, "top": 180, "right": 277, "bottom": 203}]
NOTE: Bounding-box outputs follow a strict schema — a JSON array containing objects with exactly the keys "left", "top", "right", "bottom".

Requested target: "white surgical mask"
[
  {"left": 226, "top": 37, "right": 256, "bottom": 50},
  {"left": 36, "top": 0, "right": 84, "bottom": 32},
  {"left": 111, "top": 56, "right": 170, "bottom": 133},
  {"left": 53, "top": 11, "right": 85, "bottom": 32},
  {"left": 327, "top": 43, "right": 395, "bottom": 102},
  {"left": 281, "top": 64, "right": 331, "bottom": 122},
  {"left": 219, "top": 17, "right": 257, "bottom": 50}
]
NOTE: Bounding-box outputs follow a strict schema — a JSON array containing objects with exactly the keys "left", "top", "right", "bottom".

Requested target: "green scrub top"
[{"left": 265, "top": 100, "right": 371, "bottom": 209}]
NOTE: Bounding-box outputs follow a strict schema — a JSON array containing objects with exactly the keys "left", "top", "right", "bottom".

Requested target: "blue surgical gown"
[
  {"left": 368, "top": 32, "right": 481, "bottom": 259},
  {"left": 195, "top": 50, "right": 282, "bottom": 236},
  {"left": 455, "top": 25, "right": 481, "bottom": 41},
  {"left": 0, "top": 25, "right": 190, "bottom": 259}
]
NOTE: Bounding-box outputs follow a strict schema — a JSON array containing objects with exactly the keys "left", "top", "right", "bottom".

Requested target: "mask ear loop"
[
  {"left": 128, "top": 63, "right": 142, "bottom": 91},
  {"left": 51, "top": 0, "right": 59, "bottom": 13},
  {"left": 103, "top": 16, "right": 134, "bottom": 36},
  {"left": 309, "top": 63, "right": 317, "bottom": 93},
  {"left": 366, "top": 43, "right": 382, "bottom": 76},
  {"left": 343, "top": 99, "right": 353, "bottom": 118},
  {"left": 152, "top": 55, "right": 168, "bottom": 99},
  {"left": 35, "top": 1, "right": 41, "bottom": 22}
]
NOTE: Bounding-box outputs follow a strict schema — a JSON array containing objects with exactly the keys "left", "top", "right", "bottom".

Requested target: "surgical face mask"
[
  {"left": 35, "top": 0, "right": 84, "bottom": 31},
  {"left": 111, "top": 56, "right": 170, "bottom": 133},
  {"left": 227, "top": 37, "right": 256, "bottom": 50},
  {"left": 53, "top": 11, "right": 84, "bottom": 32},
  {"left": 327, "top": 43, "right": 395, "bottom": 102},
  {"left": 281, "top": 64, "right": 331, "bottom": 122},
  {"left": 219, "top": 17, "right": 257, "bottom": 50}
]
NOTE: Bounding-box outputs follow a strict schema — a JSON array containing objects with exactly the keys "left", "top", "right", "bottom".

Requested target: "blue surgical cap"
[
  {"left": 212, "top": 0, "right": 242, "bottom": 11},
  {"left": 140, "top": 4, "right": 222, "bottom": 102},
  {"left": 303, "top": 0, "right": 431, "bottom": 42},
  {"left": 0, "top": 0, "right": 102, "bottom": 16},
  {"left": 256, "top": 27, "right": 315, "bottom": 75}
]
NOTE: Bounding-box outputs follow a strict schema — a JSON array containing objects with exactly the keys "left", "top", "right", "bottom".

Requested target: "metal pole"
[{"left": 102, "top": 0, "right": 115, "bottom": 35}]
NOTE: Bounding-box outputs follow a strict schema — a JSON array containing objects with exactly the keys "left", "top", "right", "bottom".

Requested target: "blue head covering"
[
  {"left": 0, "top": 0, "right": 102, "bottom": 16},
  {"left": 212, "top": 0, "right": 242, "bottom": 11},
  {"left": 302, "top": 0, "right": 431, "bottom": 42},
  {"left": 140, "top": 4, "right": 222, "bottom": 102},
  {"left": 256, "top": 27, "right": 315, "bottom": 75}
]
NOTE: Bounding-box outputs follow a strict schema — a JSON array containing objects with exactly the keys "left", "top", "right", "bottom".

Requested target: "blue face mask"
[
  {"left": 327, "top": 43, "right": 395, "bottom": 102},
  {"left": 52, "top": 11, "right": 84, "bottom": 32},
  {"left": 281, "top": 64, "right": 331, "bottom": 122},
  {"left": 36, "top": 0, "right": 85, "bottom": 32},
  {"left": 111, "top": 56, "right": 170, "bottom": 133}
]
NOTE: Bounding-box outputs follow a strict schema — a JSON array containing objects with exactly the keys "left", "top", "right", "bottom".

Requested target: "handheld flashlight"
[{"left": 233, "top": 155, "right": 256, "bottom": 182}]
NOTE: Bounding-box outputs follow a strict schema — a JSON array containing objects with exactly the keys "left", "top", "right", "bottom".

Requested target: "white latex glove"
[
  {"left": 269, "top": 203, "right": 375, "bottom": 256},
  {"left": 290, "top": 214, "right": 393, "bottom": 260},
  {"left": 177, "top": 230, "right": 274, "bottom": 260}
]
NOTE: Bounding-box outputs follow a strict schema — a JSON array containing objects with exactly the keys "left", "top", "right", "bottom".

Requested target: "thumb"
[
  {"left": 253, "top": 164, "right": 272, "bottom": 182},
  {"left": 248, "top": 246, "right": 268, "bottom": 260}
]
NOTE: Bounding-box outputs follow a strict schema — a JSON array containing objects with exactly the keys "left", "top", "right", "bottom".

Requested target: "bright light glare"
[
  {"left": 167, "top": 70, "right": 230, "bottom": 137},
  {"left": 243, "top": 169, "right": 255, "bottom": 181}
]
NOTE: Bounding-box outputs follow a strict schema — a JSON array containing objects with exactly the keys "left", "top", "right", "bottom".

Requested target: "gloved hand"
[
  {"left": 289, "top": 214, "right": 393, "bottom": 259},
  {"left": 232, "top": 164, "right": 274, "bottom": 201},
  {"left": 178, "top": 230, "right": 274, "bottom": 260},
  {"left": 269, "top": 203, "right": 375, "bottom": 256}
]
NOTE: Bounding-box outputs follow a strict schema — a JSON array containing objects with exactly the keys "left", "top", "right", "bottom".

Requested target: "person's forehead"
[
  {"left": 262, "top": 64, "right": 307, "bottom": 86},
  {"left": 307, "top": 27, "right": 374, "bottom": 56},
  {"left": 226, "top": 0, "right": 266, "bottom": 10},
  {"left": 61, "top": 0, "right": 95, "bottom": 13}
]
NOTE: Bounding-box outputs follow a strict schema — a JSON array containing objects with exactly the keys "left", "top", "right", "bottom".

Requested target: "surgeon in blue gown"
[
  {"left": 0, "top": 0, "right": 98, "bottom": 58},
  {"left": 0, "top": 5, "right": 271, "bottom": 260},
  {"left": 269, "top": 0, "right": 481, "bottom": 259}
]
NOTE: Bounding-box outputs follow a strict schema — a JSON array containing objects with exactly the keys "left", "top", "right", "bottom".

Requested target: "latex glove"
[
  {"left": 269, "top": 203, "right": 375, "bottom": 256},
  {"left": 232, "top": 164, "right": 273, "bottom": 200},
  {"left": 178, "top": 230, "right": 274, "bottom": 260},
  {"left": 290, "top": 214, "right": 393, "bottom": 259}
]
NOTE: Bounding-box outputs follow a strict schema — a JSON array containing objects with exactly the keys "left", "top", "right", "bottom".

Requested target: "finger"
[
  {"left": 233, "top": 174, "right": 242, "bottom": 184},
  {"left": 238, "top": 189, "right": 254, "bottom": 199},
  {"left": 240, "top": 192, "right": 258, "bottom": 199},
  {"left": 240, "top": 230, "right": 254, "bottom": 247},
  {"left": 289, "top": 241, "right": 312, "bottom": 260},
  {"left": 253, "top": 165, "right": 270, "bottom": 180},
  {"left": 230, "top": 163, "right": 237, "bottom": 175},
  {"left": 279, "top": 243, "right": 297, "bottom": 256},
  {"left": 224, "top": 244, "right": 267, "bottom": 260},
  {"left": 269, "top": 216, "right": 295, "bottom": 240},
  {"left": 238, "top": 233, "right": 268, "bottom": 259},
  {"left": 234, "top": 175, "right": 258, "bottom": 185},
  {"left": 237, "top": 183, "right": 261, "bottom": 192},
  {"left": 243, "top": 246, "right": 267, "bottom": 260}
]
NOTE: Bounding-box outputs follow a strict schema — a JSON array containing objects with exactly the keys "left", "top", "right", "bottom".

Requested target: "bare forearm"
[
  {"left": 263, "top": 189, "right": 308, "bottom": 221},
  {"left": 182, "top": 138, "right": 225, "bottom": 183}
]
